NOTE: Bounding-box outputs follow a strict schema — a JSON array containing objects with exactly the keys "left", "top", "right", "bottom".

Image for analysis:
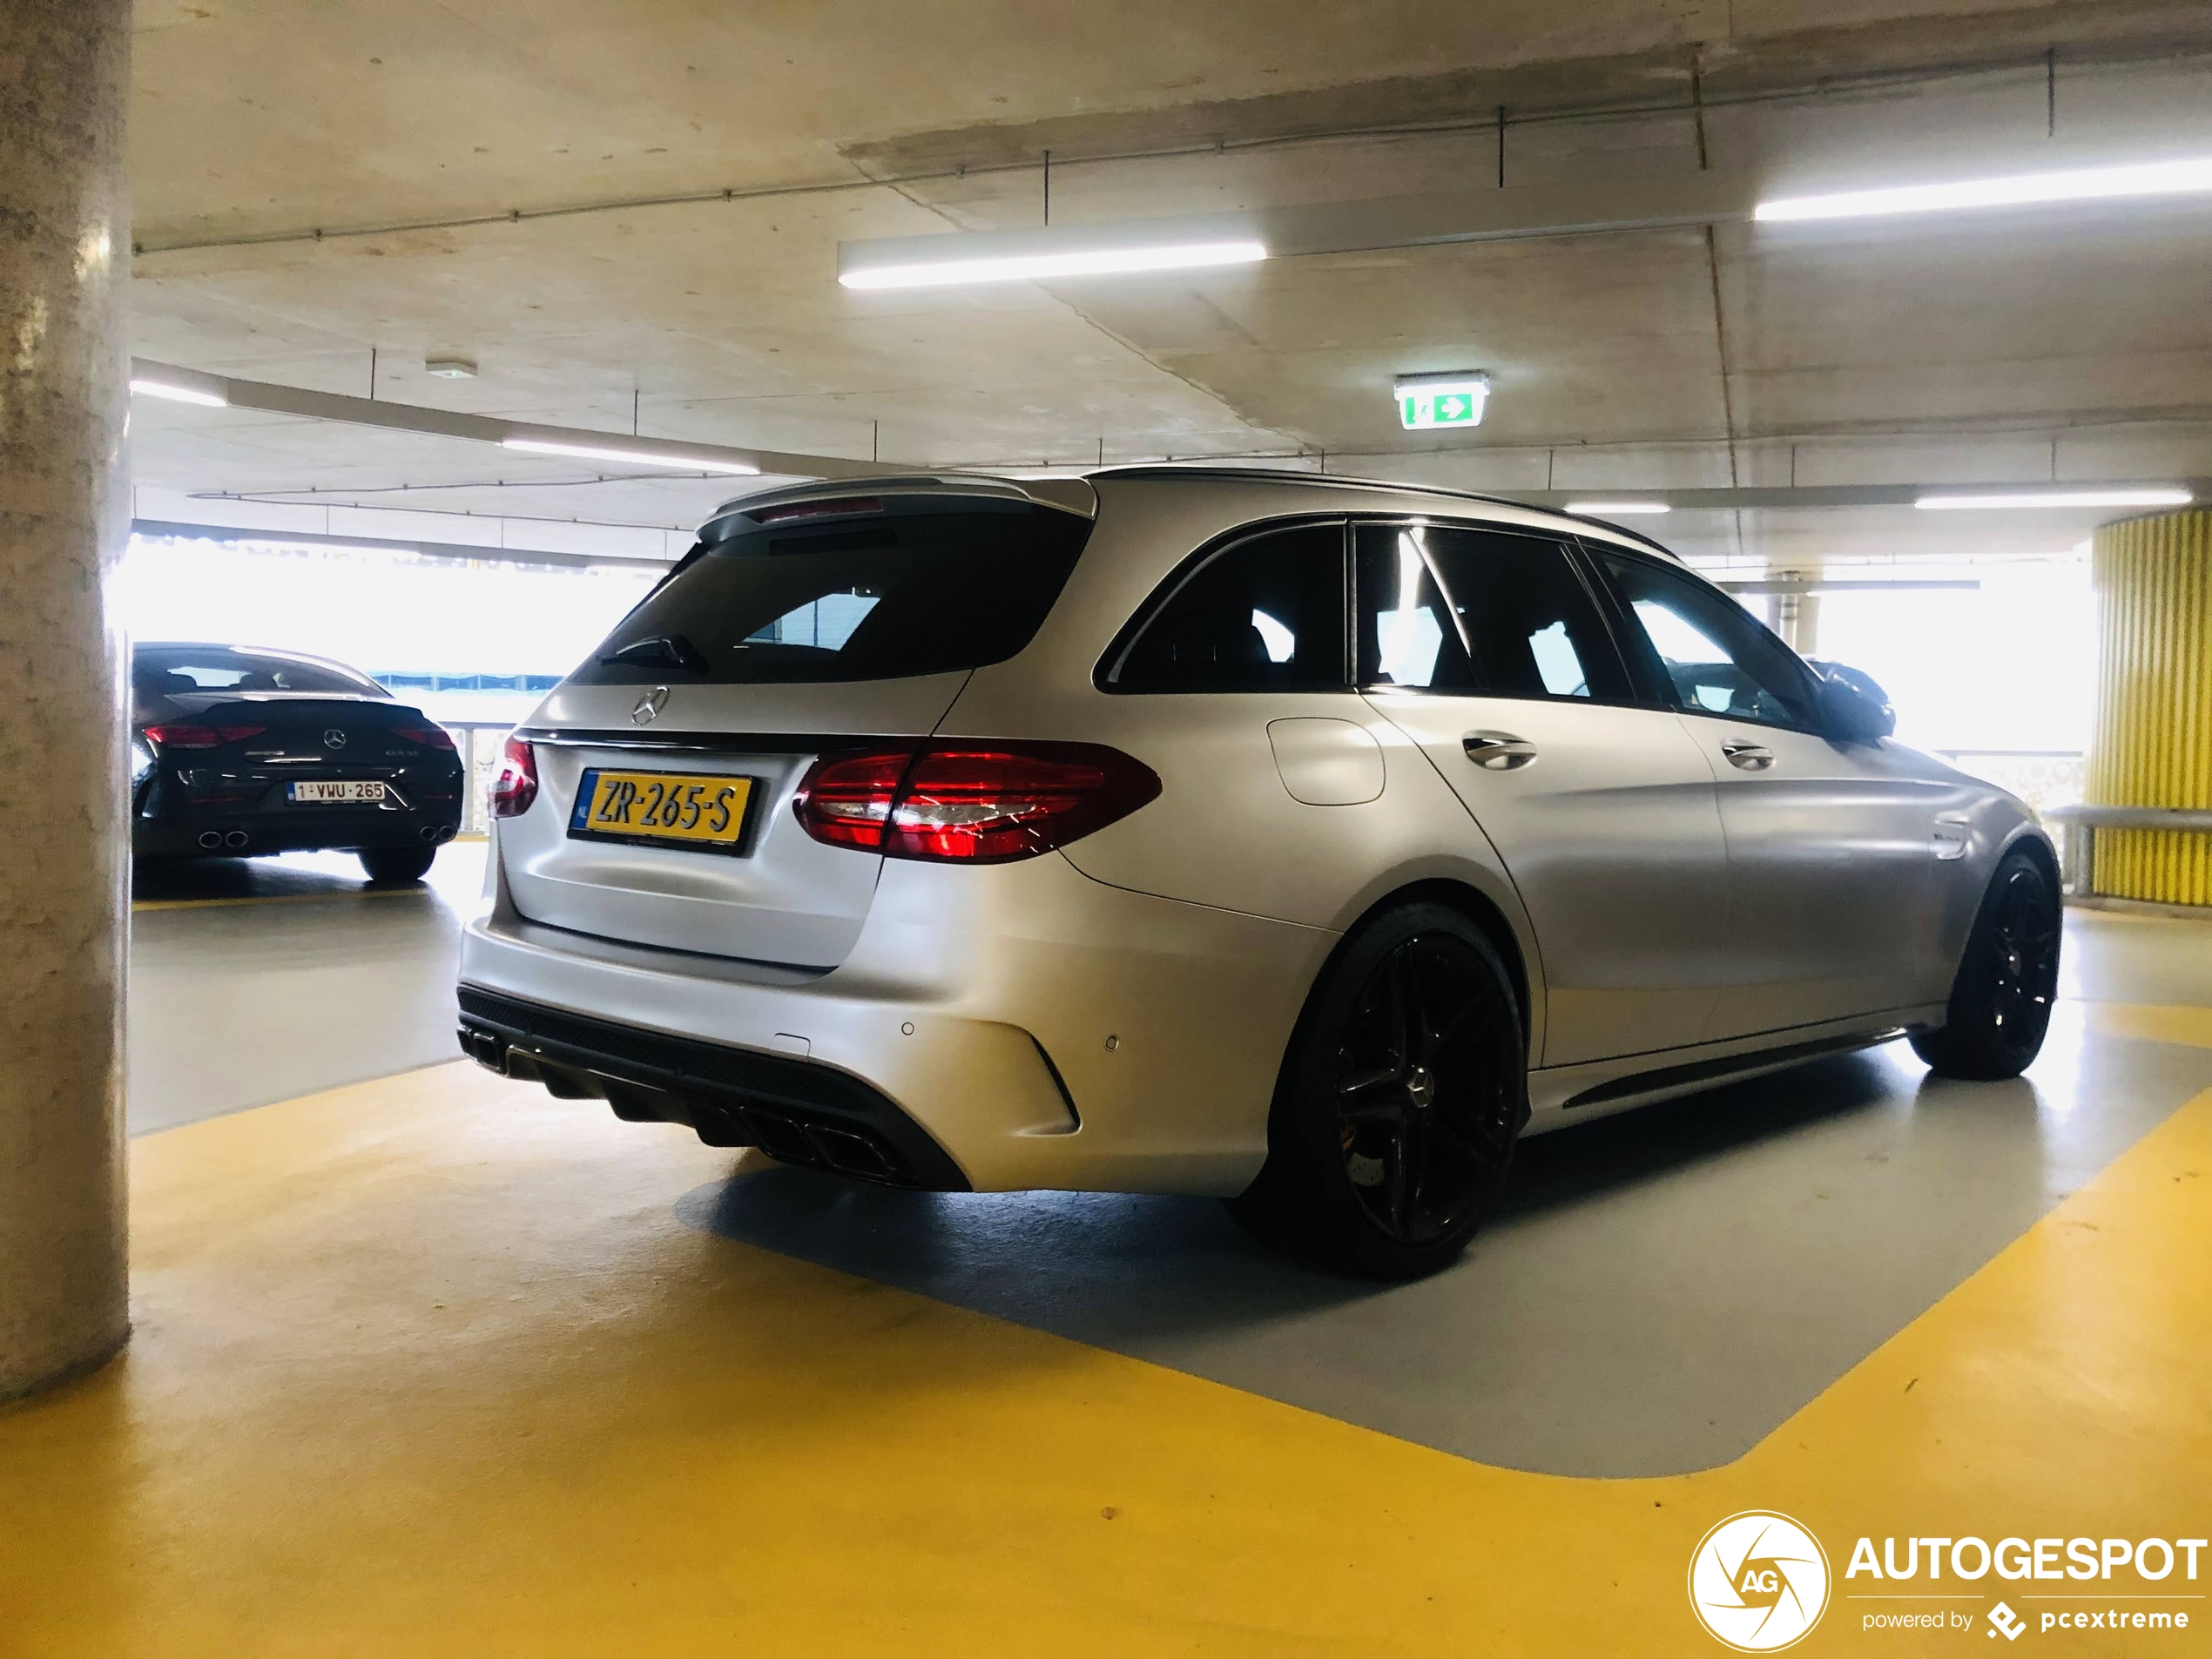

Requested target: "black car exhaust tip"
[
  {"left": 417, "top": 824, "right": 442, "bottom": 842},
  {"left": 197, "top": 831, "right": 224, "bottom": 850},
  {"left": 457, "top": 1026, "right": 509, "bottom": 1071},
  {"left": 223, "top": 830, "right": 250, "bottom": 850}
]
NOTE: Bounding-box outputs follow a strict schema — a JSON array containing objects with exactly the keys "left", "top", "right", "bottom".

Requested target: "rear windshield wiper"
[{"left": 600, "top": 634, "right": 708, "bottom": 674}]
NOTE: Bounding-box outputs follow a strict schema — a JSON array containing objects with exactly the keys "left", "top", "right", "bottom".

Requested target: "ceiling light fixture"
[
  {"left": 1913, "top": 488, "right": 2192, "bottom": 510},
  {"left": 425, "top": 355, "right": 478, "bottom": 380},
  {"left": 1756, "top": 156, "right": 2212, "bottom": 222},
  {"left": 129, "top": 376, "right": 228, "bottom": 408},
  {"left": 839, "top": 239, "right": 1268, "bottom": 290},
  {"left": 1393, "top": 370, "right": 1490, "bottom": 430},
  {"left": 502, "top": 437, "right": 759, "bottom": 476},
  {"left": 1565, "top": 499, "right": 1671, "bottom": 516}
]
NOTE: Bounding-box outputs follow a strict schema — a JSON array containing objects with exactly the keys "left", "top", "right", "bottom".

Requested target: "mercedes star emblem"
[
  {"left": 632, "top": 685, "right": 671, "bottom": 726},
  {"left": 322, "top": 728, "right": 348, "bottom": 750}
]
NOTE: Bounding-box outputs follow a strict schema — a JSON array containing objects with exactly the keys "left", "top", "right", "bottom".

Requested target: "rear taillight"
[
  {"left": 792, "top": 742, "right": 1159, "bottom": 863},
  {"left": 143, "top": 724, "right": 266, "bottom": 749},
  {"left": 490, "top": 737, "right": 538, "bottom": 819},
  {"left": 394, "top": 724, "right": 457, "bottom": 750},
  {"left": 144, "top": 724, "right": 219, "bottom": 750},
  {"left": 791, "top": 748, "right": 915, "bottom": 851}
]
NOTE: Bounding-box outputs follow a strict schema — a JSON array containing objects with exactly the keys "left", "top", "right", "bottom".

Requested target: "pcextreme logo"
[{"left": 1689, "top": 1511, "right": 1833, "bottom": 1651}]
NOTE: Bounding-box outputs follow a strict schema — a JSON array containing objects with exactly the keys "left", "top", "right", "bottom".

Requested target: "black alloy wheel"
[
  {"left": 1911, "top": 848, "right": 2061, "bottom": 1081},
  {"left": 1230, "top": 903, "right": 1527, "bottom": 1278}
]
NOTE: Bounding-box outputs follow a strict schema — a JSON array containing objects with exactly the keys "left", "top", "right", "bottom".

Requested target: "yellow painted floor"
[{"left": 3, "top": 1035, "right": 2209, "bottom": 1655}]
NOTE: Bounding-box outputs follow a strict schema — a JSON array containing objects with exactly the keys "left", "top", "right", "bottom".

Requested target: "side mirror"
[{"left": 1811, "top": 660, "right": 1895, "bottom": 743}]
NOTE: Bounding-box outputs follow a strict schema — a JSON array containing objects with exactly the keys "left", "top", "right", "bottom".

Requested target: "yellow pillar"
[{"left": 2086, "top": 510, "right": 2212, "bottom": 906}]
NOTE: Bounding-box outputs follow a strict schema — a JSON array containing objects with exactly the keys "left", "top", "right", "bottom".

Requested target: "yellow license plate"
[{"left": 570, "top": 769, "right": 755, "bottom": 850}]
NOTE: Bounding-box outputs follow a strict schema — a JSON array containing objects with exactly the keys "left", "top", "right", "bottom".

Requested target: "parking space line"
[
  {"left": 132, "top": 887, "right": 432, "bottom": 913},
  {"left": 1, "top": 1062, "right": 2203, "bottom": 1654}
]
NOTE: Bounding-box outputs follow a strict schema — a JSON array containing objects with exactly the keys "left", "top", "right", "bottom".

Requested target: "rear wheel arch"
[{"left": 1329, "top": 878, "right": 1537, "bottom": 1059}]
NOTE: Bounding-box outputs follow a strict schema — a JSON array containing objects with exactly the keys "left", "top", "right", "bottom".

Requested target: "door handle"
[
  {"left": 1721, "top": 741, "right": 1774, "bottom": 772},
  {"left": 1462, "top": 731, "right": 1538, "bottom": 771}
]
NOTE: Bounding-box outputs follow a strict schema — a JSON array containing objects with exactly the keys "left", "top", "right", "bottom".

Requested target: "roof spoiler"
[{"left": 699, "top": 473, "right": 1096, "bottom": 543}]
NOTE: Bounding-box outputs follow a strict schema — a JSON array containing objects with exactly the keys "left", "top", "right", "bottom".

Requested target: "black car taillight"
[
  {"left": 393, "top": 724, "right": 457, "bottom": 750},
  {"left": 143, "top": 723, "right": 266, "bottom": 749},
  {"left": 144, "top": 723, "right": 217, "bottom": 750},
  {"left": 792, "top": 741, "right": 1159, "bottom": 863},
  {"left": 490, "top": 737, "right": 538, "bottom": 818}
]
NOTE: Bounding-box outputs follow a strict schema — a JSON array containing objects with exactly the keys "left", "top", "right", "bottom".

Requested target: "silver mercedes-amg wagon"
[{"left": 458, "top": 468, "right": 2060, "bottom": 1276}]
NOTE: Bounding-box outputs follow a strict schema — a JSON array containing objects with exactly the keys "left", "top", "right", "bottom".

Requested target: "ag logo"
[{"left": 1689, "top": 1511, "right": 1831, "bottom": 1651}]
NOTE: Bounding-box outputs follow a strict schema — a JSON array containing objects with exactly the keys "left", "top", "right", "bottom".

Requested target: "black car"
[{"left": 131, "top": 643, "right": 465, "bottom": 881}]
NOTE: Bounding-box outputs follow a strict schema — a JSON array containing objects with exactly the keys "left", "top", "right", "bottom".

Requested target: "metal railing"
[{"left": 2041, "top": 804, "right": 2212, "bottom": 898}]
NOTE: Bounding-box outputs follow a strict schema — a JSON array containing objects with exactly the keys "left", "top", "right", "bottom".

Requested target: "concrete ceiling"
[{"left": 126, "top": 0, "right": 2212, "bottom": 567}]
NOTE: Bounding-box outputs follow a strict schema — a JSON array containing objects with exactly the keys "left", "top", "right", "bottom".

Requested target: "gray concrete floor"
[
  {"left": 683, "top": 909, "right": 2212, "bottom": 1478},
  {"left": 127, "top": 842, "right": 485, "bottom": 1134},
  {"left": 127, "top": 873, "right": 2212, "bottom": 1480}
]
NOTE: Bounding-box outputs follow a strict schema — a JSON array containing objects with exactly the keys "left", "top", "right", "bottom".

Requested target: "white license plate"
[{"left": 288, "top": 780, "right": 386, "bottom": 804}]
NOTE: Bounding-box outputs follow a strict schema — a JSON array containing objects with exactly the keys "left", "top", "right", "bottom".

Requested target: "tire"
[
  {"left": 1910, "top": 848, "right": 2060, "bottom": 1081},
  {"left": 1227, "top": 902, "right": 1528, "bottom": 1278},
  {"left": 360, "top": 846, "right": 436, "bottom": 884}
]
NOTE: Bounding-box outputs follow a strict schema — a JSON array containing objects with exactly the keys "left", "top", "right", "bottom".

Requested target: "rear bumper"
[
  {"left": 133, "top": 806, "right": 462, "bottom": 858},
  {"left": 458, "top": 988, "right": 969, "bottom": 1190},
  {"left": 458, "top": 842, "right": 1338, "bottom": 1195}
]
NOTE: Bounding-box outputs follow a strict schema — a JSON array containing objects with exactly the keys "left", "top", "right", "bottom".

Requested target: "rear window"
[
  {"left": 575, "top": 497, "right": 1092, "bottom": 686},
  {"left": 134, "top": 648, "right": 384, "bottom": 698}
]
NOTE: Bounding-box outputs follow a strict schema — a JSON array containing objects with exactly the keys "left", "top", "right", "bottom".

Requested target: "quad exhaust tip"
[
  {"left": 223, "top": 830, "right": 250, "bottom": 849},
  {"left": 197, "top": 831, "right": 223, "bottom": 849}
]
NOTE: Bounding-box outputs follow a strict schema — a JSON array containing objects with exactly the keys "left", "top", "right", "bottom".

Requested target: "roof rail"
[{"left": 1083, "top": 463, "right": 1681, "bottom": 560}]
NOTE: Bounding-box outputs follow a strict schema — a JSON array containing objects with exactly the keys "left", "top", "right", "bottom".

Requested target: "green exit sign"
[{"left": 1393, "top": 370, "right": 1490, "bottom": 431}]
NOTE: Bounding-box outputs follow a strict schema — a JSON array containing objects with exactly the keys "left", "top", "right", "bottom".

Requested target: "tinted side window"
[
  {"left": 1355, "top": 524, "right": 1631, "bottom": 699},
  {"left": 1592, "top": 549, "right": 1817, "bottom": 730},
  {"left": 1424, "top": 527, "right": 1631, "bottom": 700},
  {"left": 1111, "top": 523, "right": 1347, "bottom": 692},
  {"left": 1355, "top": 523, "right": 1479, "bottom": 691}
]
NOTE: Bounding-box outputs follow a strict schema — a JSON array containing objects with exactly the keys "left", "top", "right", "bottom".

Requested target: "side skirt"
[{"left": 1522, "top": 1002, "right": 1947, "bottom": 1133}]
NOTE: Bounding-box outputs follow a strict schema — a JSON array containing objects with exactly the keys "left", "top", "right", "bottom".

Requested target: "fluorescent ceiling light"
[
  {"left": 502, "top": 437, "right": 759, "bottom": 476},
  {"left": 130, "top": 376, "right": 227, "bottom": 408},
  {"left": 1566, "top": 499, "right": 1671, "bottom": 516},
  {"left": 1914, "top": 488, "right": 2192, "bottom": 510},
  {"left": 839, "top": 239, "right": 1267, "bottom": 290},
  {"left": 1757, "top": 156, "right": 2212, "bottom": 222}
]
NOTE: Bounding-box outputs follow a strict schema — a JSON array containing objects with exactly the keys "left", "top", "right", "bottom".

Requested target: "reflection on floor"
[
  {"left": 127, "top": 843, "right": 485, "bottom": 1134},
  {"left": 687, "top": 989, "right": 2212, "bottom": 1474},
  {"left": 3, "top": 907, "right": 2203, "bottom": 1653}
]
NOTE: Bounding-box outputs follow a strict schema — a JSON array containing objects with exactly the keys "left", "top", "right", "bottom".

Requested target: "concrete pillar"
[
  {"left": 0, "top": 0, "right": 133, "bottom": 1398},
  {"left": 2086, "top": 509, "right": 2212, "bottom": 907},
  {"left": 1764, "top": 577, "right": 1821, "bottom": 658}
]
